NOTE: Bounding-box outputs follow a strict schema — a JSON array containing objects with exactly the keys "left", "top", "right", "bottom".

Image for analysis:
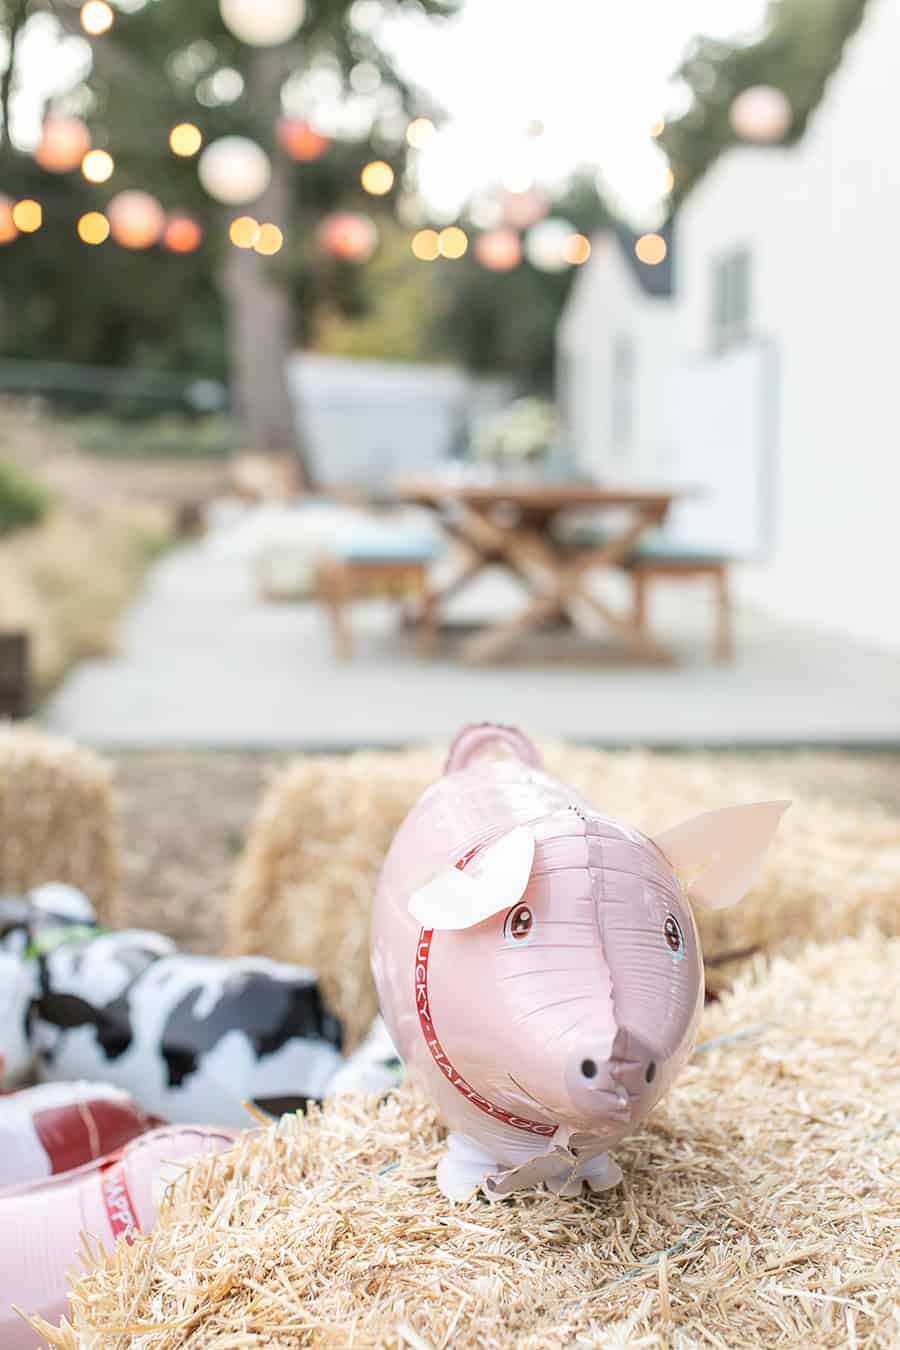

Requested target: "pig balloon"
[{"left": 371, "top": 724, "right": 788, "bottom": 1201}]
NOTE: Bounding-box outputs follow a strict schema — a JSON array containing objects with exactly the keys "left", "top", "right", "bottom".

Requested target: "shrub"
[{"left": 0, "top": 459, "right": 52, "bottom": 536}]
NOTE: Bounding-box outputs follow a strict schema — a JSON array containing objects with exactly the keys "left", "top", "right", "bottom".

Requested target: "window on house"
[
  {"left": 711, "top": 248, "right": 751, "bottom": 350},
  {"left": 610, "top": 335, "right": 634, "bottom": 453}
]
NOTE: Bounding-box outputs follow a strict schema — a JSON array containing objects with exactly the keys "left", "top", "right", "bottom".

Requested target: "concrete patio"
[{"left": 43, "top": 539, "right": 900, "bottom": 748}]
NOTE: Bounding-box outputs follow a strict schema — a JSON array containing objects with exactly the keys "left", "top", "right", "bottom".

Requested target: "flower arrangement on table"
[{"left": 471, "top": 397, "right": 559, "bottom": 472}]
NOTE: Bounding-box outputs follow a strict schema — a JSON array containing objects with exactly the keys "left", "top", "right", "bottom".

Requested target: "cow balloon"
[
  {"left": 0, "top": 887, "right": 348, "bottom": 1125},
  {"left": 372, "top": 724, "right": 788, "bottom": 1200}
]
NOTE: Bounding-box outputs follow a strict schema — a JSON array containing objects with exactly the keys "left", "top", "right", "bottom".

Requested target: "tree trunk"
[{"left": 220, "top": 48, "right": 316, "bottom": 489}]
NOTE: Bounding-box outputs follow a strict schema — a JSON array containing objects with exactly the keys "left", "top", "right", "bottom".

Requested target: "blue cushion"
[
  {"left": 332, "top": 525, "right": 442, "bottom": 563},
  {"left": 634, "top": 531, "right": 730, "bottom": 563}
]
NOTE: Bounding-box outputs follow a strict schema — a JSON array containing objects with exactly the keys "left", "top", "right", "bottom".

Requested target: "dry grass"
[
  {"left": 0, "top": 504, "right": 171, "bottom": 693},
  {"left": 0, "top": 724, "right": 121, "bottom": 917},
  {"left": 38, "top": 933, "right": 900, "bottom": 1348},
  {"left": 227, "top": 740, "right": 900, "bottom": 1047}
]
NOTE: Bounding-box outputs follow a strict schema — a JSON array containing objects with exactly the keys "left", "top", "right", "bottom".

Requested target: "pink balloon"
[
  {"left": 0, "top": 1125, "right": 235, "bottom": 1347},
  {"left": 371, "top": 723, "right": 787, "bottom": 1200}
]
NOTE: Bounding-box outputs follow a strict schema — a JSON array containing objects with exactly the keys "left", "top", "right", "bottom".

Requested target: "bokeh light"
[
  {"left": 501, "top": 188, "right": 549, "bottom": 230},
  {"left": 475, "top": 228, "right": 521, "bottom": 272},
  {"left": 562, "top": 233, "right": 591, "bottom": 266},
  {"left": 730, "top": 85, "right": 792, "bottom": 143},
  {"left": 81, "top": 149, "right": 114, "bottom": 183},
  {"left": 170, "top": 123, "right": 203, "bottom": 157},
  {"left": 438, "top": 225, "right": 468, "bottom": 260},
  {"left": 635, "top": 233, "right": 667, "bottom": 265},
  {"left": 317, "top": 212, "right": 377, "bottom": 262},
  {"left": 229, "top": 215, "right": 261, "bottom": 249},
  {"left": 77, "top": 211, "right": 110, "bottom": 245},
  {"left": 163, "top": 214, "right": 203, "bottom": 253},
  {"left": 525, "top": 217, "right": 577, "bottom": 272},
  {"left": 12, "top": 199, "right": 42, "bottom": 233},
  {"left": 406, "top": 117, "right": 436, "bottom": 150},
  {"left": 411, "top": 228, "right": 440, "bottom": 261},
  {"left": 650, "top": 118, "right": 665, "bottom": 138},
  {"left": 665, "top": 167, "right": 675, "bottom": 194},
  {"left": 34, "top": 118, "right": 91, "bottom": 173},
  {"left": 254, "top": 223, "right": 284, "bottom": 255},
  {"left": 80, "top": 1, "right": 114, "bottom": 36},
  {"left": 109, "top": 191, "right": 166, "bottom": 248},
  {"left": 198, "top": 137, "right": 271, "bottom": 204},
  {"left": 277, "top": 119, "right": 328, "bottom": 161},
  {"left": 0, "top": 196, "right": 18, "bottom": 244},
  {"left": 360, "top": 160, "right": 394, "bottom": 196},
  {"left": 219, "top": 0, "right": 305, "bottom": 46}
]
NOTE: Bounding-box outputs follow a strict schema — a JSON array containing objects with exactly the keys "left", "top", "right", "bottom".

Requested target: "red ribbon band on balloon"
[
  {"left": 414, "top": 844, "right": 556, "bottom": 1137},
  {"left": 100, "top": 1154, "right": 139, "bottom": 1242}
]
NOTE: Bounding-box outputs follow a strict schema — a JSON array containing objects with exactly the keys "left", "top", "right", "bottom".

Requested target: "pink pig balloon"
[{"left": 371, "top": 724, "right": 788, "bottom": 1201}]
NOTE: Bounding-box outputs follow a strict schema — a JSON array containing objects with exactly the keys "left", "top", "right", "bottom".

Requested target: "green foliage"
[
  {"left": 314, "top": 223, "right": 447, "bottom": 362},
  {"left": 0, "top": 0, "right": 457, "bottom": 395},
  {"left": 0, "top": 459, "right": 52, "bottom": 535},
  {"left": 76, "top": 412, "right": 239, "bottom": 459},
  {"left": 663, "top": 0, "right": 870, "bottom": 203}
]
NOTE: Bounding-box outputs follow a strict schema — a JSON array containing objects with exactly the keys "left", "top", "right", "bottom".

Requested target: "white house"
[{"left": 558, "top": 0, "right": 900, "bottom": 654}]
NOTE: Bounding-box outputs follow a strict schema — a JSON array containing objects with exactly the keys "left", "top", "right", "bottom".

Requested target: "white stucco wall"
[
  {"left": 677, "top": 0, "right": 900, "bottom": 654},
  {"left": 557, "top": 234, "right": 677, "bottom": 483}
]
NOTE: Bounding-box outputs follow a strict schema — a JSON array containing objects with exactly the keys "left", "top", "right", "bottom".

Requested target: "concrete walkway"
[{"left": 44, "top": 540, "right": 900, "bottom": 748}]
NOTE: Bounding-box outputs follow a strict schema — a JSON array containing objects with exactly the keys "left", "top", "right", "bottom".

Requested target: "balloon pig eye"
[
  {"left": 504, "top": 904, "right": 534, "bottom": 945},
  {"left": 664, "top": 914, "right": 684, "bottom": 958}
]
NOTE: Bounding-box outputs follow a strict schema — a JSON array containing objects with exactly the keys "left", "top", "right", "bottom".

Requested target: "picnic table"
[{"left": 393, "top": 476, "right": 681, "bottom": 663}]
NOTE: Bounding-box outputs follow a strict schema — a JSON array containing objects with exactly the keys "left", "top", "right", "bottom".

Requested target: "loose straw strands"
[{"left": 40, "top": 933, "right": 900, "bottom": 1349}]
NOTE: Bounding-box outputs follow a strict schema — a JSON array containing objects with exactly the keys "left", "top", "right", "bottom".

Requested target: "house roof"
[{"left": 614, "top": 222, "right": 675, "bottom": 298}]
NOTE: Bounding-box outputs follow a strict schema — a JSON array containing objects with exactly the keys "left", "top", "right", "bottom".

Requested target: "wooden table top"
[{"left": 393, "top": 476, "right": 681, "bottom": 512}]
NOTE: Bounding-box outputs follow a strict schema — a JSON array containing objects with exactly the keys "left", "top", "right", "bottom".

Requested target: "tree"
[
  {"left": 662, "top": 0, "right": 870, "bottom": 204},
  {"left": 0, "top": 0, "right": 455, "bottom": 483}
]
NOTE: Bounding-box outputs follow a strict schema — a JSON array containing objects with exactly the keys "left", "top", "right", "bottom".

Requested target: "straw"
[{"left": 42, "top": 933, "right": 900, "bottom": 1349}]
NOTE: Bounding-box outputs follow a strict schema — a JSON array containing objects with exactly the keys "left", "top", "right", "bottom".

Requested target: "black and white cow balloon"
[{"left": 0, "top": 885, "right": 400, "bottom": 1127}]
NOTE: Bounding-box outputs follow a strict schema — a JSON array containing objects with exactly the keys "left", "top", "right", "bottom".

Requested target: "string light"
[
  {"left": 80, "top": 1, "right": 114, "bottom": 35},
  {"left": 277, "top": 119, "right": 328, "bottom": 162},
  {"left": 730, "top": 85, "right": 792, "bottom": 143},
  {"left": 77, "top": 211, "right": 110, "bottom": 245},
  {"left": 169, "top": 123, "right": 203, "bottom": 157},
  {"left": 12, "top": 199, "right": 42, "bottom": 232},
  {"left": 360, "top": 160, "right": 394, "bottom": 196},
  {"left": 163, "top": 215, "right": 203, "bottom": 253},
  {"left": 34, "top": 118, "right": 91, "bottom": 172},
  {"left": 81, "top": 149, "right": 114, "bottom": 183},
  {"left": 635, "top": 233, "right": 667, "bottom": 265},
  {"left": 562, "top": 233, "right": 591, "bottom": 265},
  {"left": 406, "top": 117, "right": 436, "bottom": 149},
  {"left": 229, "top": 215, "right": 261, "bottom": 248},
  {"left": 411, "top": 228, "right": 440, "bottom": 261},
  {"left": 318, "top": 212, "right": 377, "bottom": 262},
  {"left": 0, "top": 196, "right": 19, "bottom": 244},
  {"left": 650, "top": 118, "right": 665, "bottom": 138},
  {"left": 525, "top": 217, "right": 576, "bottom": 272},
  {"left": 220, "top": 0, "right": 305, "bottom": 46},
  {"left": 475, "top": 229, "right": 521, "bottom": 272},
  {"left": 108, "top": 190, "right": 166, "bottom": 248},
  {"left": 254, "top": 223, "right": 284, "bottom": 255},
  {"left": 198, "top": 137, "right": 271, "bottom": 205},
  {"left": 438, "top": 226, "right": 468, "bottom": 260}
]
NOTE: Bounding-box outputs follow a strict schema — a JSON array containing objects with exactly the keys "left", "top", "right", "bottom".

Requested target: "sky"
[{"left": 381, "top": 0, "right": 773, "bottom": 226}]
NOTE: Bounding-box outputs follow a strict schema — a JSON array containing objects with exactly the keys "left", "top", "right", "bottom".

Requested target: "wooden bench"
[
  {"left": 317, "top": 527, "right": 440, "bottom": 661},
  {"left": 626, "top": 541, "right": 734, "bottom": 662}
]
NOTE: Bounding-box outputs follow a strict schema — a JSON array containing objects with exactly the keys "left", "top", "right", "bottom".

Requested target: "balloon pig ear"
[
  {"left": 408, "top": 827, "right": 535, "bottom": 931},
  {"left": 652, "top": 801, "right": 789, "bottom": 910}
]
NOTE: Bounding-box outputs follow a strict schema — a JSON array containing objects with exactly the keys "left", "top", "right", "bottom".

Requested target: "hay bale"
[
  {"left": 226, "top": 740, "right": 900, "bottom": 1045},
  {"left": 45, "top": 934, "right": 900, "bottom": 1348},
  {"left": 0, "top": 724, "right": 121, "bottom": 920}
]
